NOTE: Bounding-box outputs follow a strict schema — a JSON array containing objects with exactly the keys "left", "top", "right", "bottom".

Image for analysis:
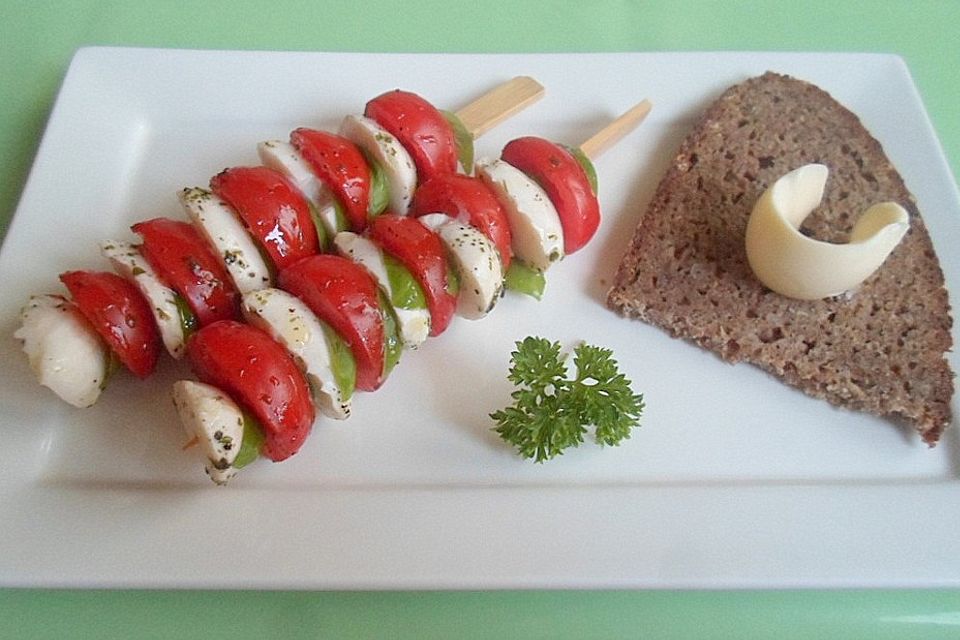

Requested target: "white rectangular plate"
[{"left": 1, "top": 48, "right": 958, "bottom": 589}]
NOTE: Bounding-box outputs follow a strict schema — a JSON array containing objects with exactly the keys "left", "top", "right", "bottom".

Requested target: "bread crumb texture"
[{"left": 607, "top": 72, "right": 954, "bottom": 444}]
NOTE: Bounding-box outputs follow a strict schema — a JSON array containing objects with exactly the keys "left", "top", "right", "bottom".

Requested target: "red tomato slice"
[
  {"left": 409, "top": 172, "right": 513, "bottom": 271},
  {"left": 209, "top": 166, "right": 319, "bottom": 271},
  {"left": 60, "top": 270, "right": 161, "bottom": 378},
  {"left": 500, "top": 136, "right": 600, "bottom": 254},
  {"left": 364, "top": 90, "right": 457, "bottom": 184},
  {"left": 277, "top": 255, "right": 386, "bottom": 392},
  {"left": 132, "top": 218, "right": 240, "bottom": 327},
  {"left": 290, "top": 128, "right": 370, "bottom": 232},
  {"left": 187, "top": 320, "right": 314, "bottom": 462},
  {"left": 366, "top": 215, "right": 456, "bottom": 337}
]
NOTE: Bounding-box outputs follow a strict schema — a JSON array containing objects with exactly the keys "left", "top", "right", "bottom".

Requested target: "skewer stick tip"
[
  {"left": 454, "top": 76, "right": 546, "bottom": 140},
  {"left": 578, "top": 98, "right": 652, "bottom": 161}
]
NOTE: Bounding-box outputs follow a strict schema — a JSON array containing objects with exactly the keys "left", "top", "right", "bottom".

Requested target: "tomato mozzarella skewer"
[
  {"left": 258, "top": 77, "right": 544, "bottom": 238},
  {"left": 15, "top": 82, "right": 543, "bottom": 414},
  {"left": 193, "top": 102, "right": 649, "bottom": 485},
  {"left": 436, "top": 100, "right": 653, "bottom": 299},
  {"left": 523, "top": 97, "right": 653, "bottom": 253},
  {"left": 17, "top": 86, "right": 651, "bottom": 488},
  {"left": 195, "top": 99, "right": 649, "bottom": 460}
]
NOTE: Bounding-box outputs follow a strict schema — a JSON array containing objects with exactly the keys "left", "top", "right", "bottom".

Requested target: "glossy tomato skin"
[
  {"left": 209, "top": 166, "right": 319, "bottom": 271},
  {"left": 133, "top": 218, "right": 240, "bottom": 327},
  {"left": 408, "top": 173, "right": 513, "bottom": 271},
  {"left": 500, "top": 136, "right": 600, "bottom": 254},
  {"left": 366, "top": 215, "right": 456, "bottom": 337},
  {"left": 278, "top": 255, "right": 386, "bottom": 392},
  {"left": 290, "top": 128, "right": 370, "bottom": 232},
  {"left": 364, "top": 90, "right": 457, "bottom": 184},
  {"left": 60, "top": 270, "right": 161, "bottom": 378},
  {"left": 187, "top": 320, "right": 314, "bottom": 462}
]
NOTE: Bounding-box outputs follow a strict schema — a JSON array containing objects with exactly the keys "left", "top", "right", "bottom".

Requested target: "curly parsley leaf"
[{"left": 491, "top": 337, "right": 644, "bottom": 462}]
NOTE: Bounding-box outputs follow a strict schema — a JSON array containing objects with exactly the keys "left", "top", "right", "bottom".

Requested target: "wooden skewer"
[
  {"left": 578, "top": 98, "right": 652, "bottom": 161},
  {"left": 454, "top": 76, "right": 546, "bottom": 140}
]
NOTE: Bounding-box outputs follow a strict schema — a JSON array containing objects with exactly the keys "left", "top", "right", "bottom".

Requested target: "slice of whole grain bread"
[{"left": 607, "top": 72, "right": 954, "bottom": 444}]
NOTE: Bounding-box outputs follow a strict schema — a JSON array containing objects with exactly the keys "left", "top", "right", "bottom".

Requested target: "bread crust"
[{"left": 607, "top": 72, "right": 954, "bottom": 443}]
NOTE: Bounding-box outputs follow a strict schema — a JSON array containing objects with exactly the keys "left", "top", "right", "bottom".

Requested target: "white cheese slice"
[
  {"left": 15, "top": 295, "right": 108, "bottom": 408},
  {"left": 745, "top": 164, "right": 909, "bottom": 300},
  {"left": 178, "top": 187, "right": 272, "bottom": 294},
  {"left": 100, "top": 240, "right": 186, "bottom": 359},
  {"left": 171, "top": 380, "right": 245, "bottom": 485},
  {"left": 241, "top": 288, "right": 351, "bottom": 420},
  {"left": 257, "top": 140, "right": 342, "bottom": 238},
  {"left": 418, "top": 213, "right": 504, "bottom": 320},
  {"left": 475, "top": 158, "right": 564, "bottom": 271},
  {"left": 340, "top": 114, "right": 417, "bottom": 215}
]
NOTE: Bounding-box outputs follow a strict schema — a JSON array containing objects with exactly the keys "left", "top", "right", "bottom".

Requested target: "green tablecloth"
[{"left": 2, "top": 1, "right": 958, "bottom": 637}]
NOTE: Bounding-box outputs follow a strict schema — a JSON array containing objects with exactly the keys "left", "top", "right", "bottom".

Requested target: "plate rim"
[{"left": 2, "top": 47, "right": 959, "bottom": 590}]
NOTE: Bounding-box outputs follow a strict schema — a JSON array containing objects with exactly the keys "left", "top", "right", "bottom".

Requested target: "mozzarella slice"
[
  {"left": 241, "top": 288, "right": 351, "bottom": 420},
  {"left": 340, "top": 114, "right": 417, "bottom": 215},
  {"left": 171, "top": 380, "right": 245, "bottom": 485},
  {"left": 178, "top": 187, "right": 272, "bottom": 294},
  {"left": 15, "top": 295, "right": 109, "bottom": 408},
  {"left": 257, "top": 140, "right": 342, "bottom": 238},
  {"left": 418, "top": 213, "right": 504, "bottom": 320},
  {"left": 475, "top": 158, "right": 564, "bottom": 271},
  {"left": 100, "top": 240, "right": 187, "bottom": 359},
  {"left": 258, "top": 140, "right": 326, "bottom": 204},
  {"left": 332, "top": 231, "right": 430, "bottom": 348}
]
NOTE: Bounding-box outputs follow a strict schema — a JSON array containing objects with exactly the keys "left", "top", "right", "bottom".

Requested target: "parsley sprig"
[{"left": 491, "top": 337, "right": 644, "bottom": 462}]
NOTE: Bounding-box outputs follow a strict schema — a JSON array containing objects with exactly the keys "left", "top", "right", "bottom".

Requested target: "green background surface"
[{"left": 1, "top": 1, "right": 959, "bottom": 637}]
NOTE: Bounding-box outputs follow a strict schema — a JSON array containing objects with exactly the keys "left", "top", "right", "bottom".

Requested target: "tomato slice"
[
  {"left": 409, "top": 172, "right": 513, "bottom": 271},
  {"left": 364, "top": 90, "right": 457, "bottom": 184},
  {"left": 187, "top": 320, "right": 314, "bottom": 462},
  {"left": 278, "top": 255, "right": 387, "bottom": 392},
  {"left": 366, "top": 215, "right": 457, "bottom": 337},
  {"left": 500, "top": 136, "right": 600, "bottom": 254},
  {"left": 60, "top": 270, "right": 160, "bottom": 378},
  {"left": 209, "top": 166, "right": 319, "bottom": 272},
  {"left": 290, "top": 128, "right": 371, "bottom": 232},
  {"left": 132, "top": 218, "right": 240, "bottom": 327}
]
